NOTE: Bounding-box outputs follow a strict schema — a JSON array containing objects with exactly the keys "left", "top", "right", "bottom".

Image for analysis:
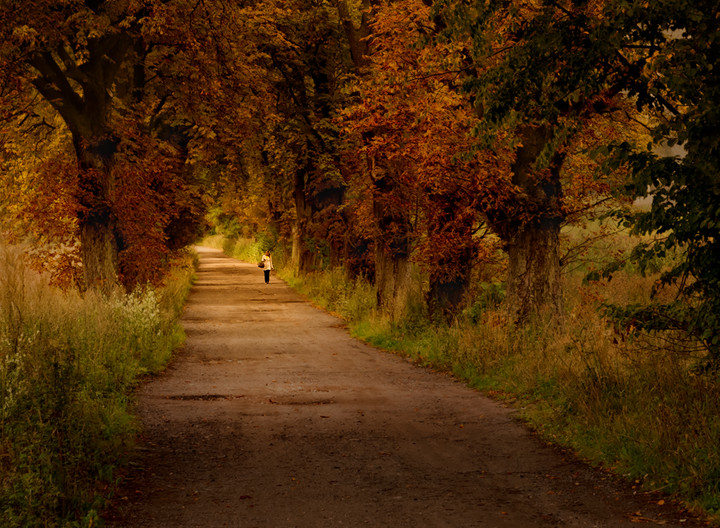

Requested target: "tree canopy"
[{"left": 1, "top": 0, "right": 718, "bottom": 357}]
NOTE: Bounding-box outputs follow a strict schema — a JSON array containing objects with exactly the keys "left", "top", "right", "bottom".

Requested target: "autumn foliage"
[
  {"left": 2, "top": 0, "right": 720, "bottom": 524},
  {"left": 0, "top": 0, "right": 718, "bottom": 349}
]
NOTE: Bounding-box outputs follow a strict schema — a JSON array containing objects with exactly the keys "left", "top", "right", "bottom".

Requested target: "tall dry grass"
[{"left": 0, "top": 243, "right": 195, "bottom": 527}]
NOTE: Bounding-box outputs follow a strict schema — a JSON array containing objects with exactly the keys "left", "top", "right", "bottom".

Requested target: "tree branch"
[
  {"left": 56, "top": 44, "right": 91, "bottom": 86},
  {"left": 29, "top": 51, "right": 84, "bottom": 122},
  {"left": 614, "top": 50, "right": 680, "bottom": 116}
]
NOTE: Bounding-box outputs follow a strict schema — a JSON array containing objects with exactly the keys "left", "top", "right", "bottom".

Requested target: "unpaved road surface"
[{"left": 107, "top": 247, "right": 706, "bottom": 527}]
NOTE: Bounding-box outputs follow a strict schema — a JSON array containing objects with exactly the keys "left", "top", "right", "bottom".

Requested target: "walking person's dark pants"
[{"left": 264, "top": 269, "right": 270, "bottom": 284}]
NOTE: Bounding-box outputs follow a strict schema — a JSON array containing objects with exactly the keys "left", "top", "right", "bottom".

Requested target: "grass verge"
[
  {"left": 0, "top": 244, "right": 196, "bottom": 527},
  {"left": 297, "top": 276, "right": 719, "bottom": 522}
]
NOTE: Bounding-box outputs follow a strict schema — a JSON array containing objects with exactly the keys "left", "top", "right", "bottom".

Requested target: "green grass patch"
[
  {"left": 202, "top": 234, "right": 277, "bottom": 267},
  {"left": 0, "top": 245, "right": 196, "bottom": 527}
]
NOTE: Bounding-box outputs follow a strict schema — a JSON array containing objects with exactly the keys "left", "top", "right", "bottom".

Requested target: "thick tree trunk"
[
  {"left": 372, "top": 169, "right": 413, "bottom": 321},
  {"left": 505, "top": 218, "right": 563, "bottom": 323},
  {"left": 375, "top": 244, "right": 412, "bottom": 321},
  {"left": 341, "top": 232, "right": 374, "bottom": 281},
  {"left": 428, "top": 274, "right": 470, "bottom": 322},
  {"left": 490, "top": 124, "right": 566, "bottom": 323},
  {"left": 425, "top": 196, "right": 476, "bottom": 322},
  {"left": 428, "top": 244, "right": 473, "bottom": 322},
  {"left": 79, "top": 220, "right": 119, "bottom": 292},
  {"left": 292, "top": 169, "right": 315, "bottom": 275},
  {"left": 30, "top": 39, "right": 130, "bottom": 292},
  {"left": 75, "top": 139, "right": 121, "bottom": 293},
  {"left": 290, "top": 225, "right": 315, "bottom": 274}
]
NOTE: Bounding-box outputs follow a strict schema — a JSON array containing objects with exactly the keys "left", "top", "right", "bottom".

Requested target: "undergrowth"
[{"left": 0, "top": 244, "right": 196, "bottom": 527}]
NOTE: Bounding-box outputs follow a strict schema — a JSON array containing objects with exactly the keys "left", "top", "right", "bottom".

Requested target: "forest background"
[{"left": 1, "top": 0, "right": 719, "bottom": 526}]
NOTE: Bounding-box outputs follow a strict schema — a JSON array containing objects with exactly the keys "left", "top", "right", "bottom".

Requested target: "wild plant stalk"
[{"left": 0, "top": 244, "right": 195, "bottom": 527}]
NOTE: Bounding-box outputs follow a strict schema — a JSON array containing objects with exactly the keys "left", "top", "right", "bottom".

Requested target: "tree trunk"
[
  {"left": 75, "top": 138, "right": 121, "bottom": 293},
  {"left": 341, "top": 230, "right": 374, "bottom": 281},
  {"left": 290, "top": 222, "right": 315, "bottom": 275},
  {"left": 425, "top": 195, "right": 476, "bottom": 322},
  {"left": 372, "top": 169, "right": 413, "bottom": 321},
  {"left": 79, "top": 220, "right": 119, "bottom": 293},
  {"left": 375, "top": 243, "right": 412, "bottom": 321},
  {"left": 292, "top": 168, "right": 314, "bottom": 275},
  {"left": 505, "top": 218, "right": 563, "bottom": 323},
  {"left": 428, "top": 244, "right": 473, "bottom": 322},
  {"left": 28, "top": 33, "right": 132, "bottom": 292},
  {"left": 491, "top": 124, "right": 566, "bottom": 323},
  {"left": 339, "top": 0, "right": 372, "bottom": 71}
]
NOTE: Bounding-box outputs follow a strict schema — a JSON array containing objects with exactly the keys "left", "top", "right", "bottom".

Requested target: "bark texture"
[
  {"left": 292, "top": 168, "right": 315, "bottom": 275},
  {"left": 373, "top": 170, "right": 413, "bottom": 321},
  {"left": 425, "top": 196, "right": 476, "bottom": 321},
  {"left": 374, "top": 244, "right": 412, "bottom": 322},
  {"left": 339, "top": 0, "right": 372, "bottom": 71},
  {"left": 428, "top": 244, "right": 473, "bottom": 322},
  {"left": 74, "top": 138, "right": 121, "bottom": 292},
  {"left": 489, "top": 124, "right": 565, "bottom": 323},
  {"left": 28, "top": 27, "right": 134, "bottom": 291},
  {"left": 505, "top": 218, "right": 562, "bottom": 324}
]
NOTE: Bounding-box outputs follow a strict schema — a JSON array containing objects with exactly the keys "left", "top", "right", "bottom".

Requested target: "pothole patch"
[
  {"left": 267, "top": 397, "right": 335, "bottom": 406},
  {"left": 165, "top": 394, "right": 244, "bottom": 401}
]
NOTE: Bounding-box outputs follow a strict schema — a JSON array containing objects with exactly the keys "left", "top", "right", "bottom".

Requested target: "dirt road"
[{"left": 107, "top": 247, "right": 704, "bottom": 527}]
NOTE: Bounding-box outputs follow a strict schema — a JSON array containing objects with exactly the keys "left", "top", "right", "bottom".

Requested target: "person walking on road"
[{"left": 261, "top": 250, "right": 273, "bottom": 284}]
